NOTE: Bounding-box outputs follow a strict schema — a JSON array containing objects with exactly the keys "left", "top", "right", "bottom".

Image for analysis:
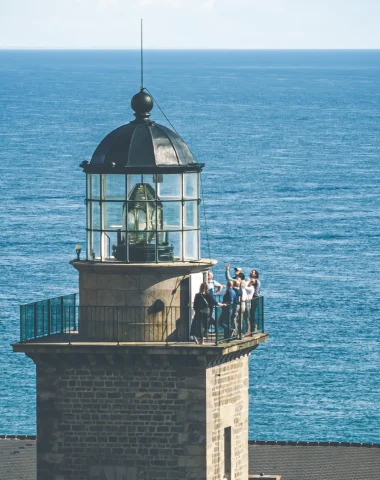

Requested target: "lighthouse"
[{"left": 13, "top": 87, "right": 268, "bottom": 480}]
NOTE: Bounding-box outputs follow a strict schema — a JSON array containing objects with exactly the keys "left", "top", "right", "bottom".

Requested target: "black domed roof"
[{"left": 81, "top": 90, "right": 204, "bottom": 174}]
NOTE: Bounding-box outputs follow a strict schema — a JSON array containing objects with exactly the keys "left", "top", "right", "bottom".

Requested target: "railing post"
[
  {"left": 47, "top": 299, "right": 51, "bottom": 336},
  {"left": 215, "top": 305, "right": 219, "bottom": 346},
  {"left": 73, "top": 294, "right": 77, "bottom": 331},
  {"left": 33, "top": 302, "right": 37, "bottom": 339},
  {"left": 60, "top": 297, "right": 64, "bottom": 333},
  {"left": 68, "top": 306, "right": 71, "bottom": 345},
  {"left": 238, "top": 300, "right": 242, "bottom": 339},
  {"left": 117, "top": 306, "right": 119, "bottom": 345},
  {"left": 166, "top": 307, "right": 169, "bottom": 345},
  {"left": 20, "top": 306, "right": 23, "bottom": 342}
]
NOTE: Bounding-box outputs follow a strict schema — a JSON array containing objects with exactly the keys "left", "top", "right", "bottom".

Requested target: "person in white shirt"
[
  {"left": 244, "top": 278, "right": 258, "bottom": 336},
  {"left": 248, "top": 269, "right": 261, "bottom": 295},
  {"left": 240, "top": 280, "right": 248, "bottom": 334},
  {"left": 207, "top": 271, "right": 223, "bottom": 297}
]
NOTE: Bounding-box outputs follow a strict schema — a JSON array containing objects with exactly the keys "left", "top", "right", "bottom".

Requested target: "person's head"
[
  {"left": 234, "top": 267, "right": 242, "bottom": 276},
  {"left": 233, "top": 279, "right": 240, "bottom": 289},
  {"left": 226, "top": 280, "right": 233, "bottom": 289},
  {"left": 199, "top": 282, "right": 208, "bottom": 294},
  {"left": 238, "top": 272, "right": 245, "bottom": 280},
  {"left": 250, "top": 269, "right": 259, "bottom": 279},
  {"left": 207, "top": 271, "right": 213, "bottom": 280},
  {"left": 241, "top": 280, "right": 246, "bottom": 288}
]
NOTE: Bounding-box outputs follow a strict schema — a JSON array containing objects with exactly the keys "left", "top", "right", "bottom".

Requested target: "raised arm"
[{"left": 225, "top": 263, "right": 233, "bottom": 282}]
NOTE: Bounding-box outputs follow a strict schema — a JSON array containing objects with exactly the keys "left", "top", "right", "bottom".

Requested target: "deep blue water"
[{"left": 0, "top": 50, "right": 379, "bottom": 442}]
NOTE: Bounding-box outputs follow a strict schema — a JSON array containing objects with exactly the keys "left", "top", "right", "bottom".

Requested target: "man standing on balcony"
[
  {"left": 207, "top": 271, "right": 223, "bottom": 298},
  {"left": 225, "top": 264, "right": 245, "bottom": 282}
]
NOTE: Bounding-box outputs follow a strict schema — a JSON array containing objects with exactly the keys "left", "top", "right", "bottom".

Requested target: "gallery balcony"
[{"left": 15, "top": 293, "right": 267, "bottom": 350}]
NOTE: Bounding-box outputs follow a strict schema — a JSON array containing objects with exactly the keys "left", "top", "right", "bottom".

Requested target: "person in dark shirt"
[
  {"left": 191, "top": 282, "right": 223, "bottom": 344},
  {"left": 218, "top": 281, "right": 236, "bottom": 339}
]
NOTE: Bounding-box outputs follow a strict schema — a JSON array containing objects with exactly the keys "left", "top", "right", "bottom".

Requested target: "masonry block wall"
[
  {"left": 72, "top": 263, "right": 206, "bottom": 342},
  {"left": 77, "top": 269, "right": 189, "bottom": 307},
  {"left": 32, "top": 348, "right": 250, "bottom": 480},
  {"left": 206, "top": 356, "right": 249, "bottom": 480}
]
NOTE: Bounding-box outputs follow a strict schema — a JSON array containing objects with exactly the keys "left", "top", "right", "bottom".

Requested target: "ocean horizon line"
[{"left": 1, "top": 47, "right": 380, "bottom": 52}]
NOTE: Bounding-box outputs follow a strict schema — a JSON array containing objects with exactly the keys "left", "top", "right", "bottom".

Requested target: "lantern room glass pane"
[
  {"left": 127, "top": 174, "right": 156, "bottom": 199},
  {"left": 162, "top": 202, "right": 181, "bottom": 230},
  {"left": 92, "top": 231, "right": 101, "bottom": 259},
  {"left": 104, "top": 231, "right": 119, "bottom": 260},
  {"left": 159, "top": 174, "right": 181, "bottom": 199},
  {"left": 105, "top": 174, "right": 125, "bottom": 200},
  {"left": 127, "top": 204, "right": 157, "bottom": 234},
  {"left": 184, "top": 201, "right": 198, "bottom": 228},
  {"left": 86, "top": 198, "right": 91, "bottom": 231},
  {"left": 91, "top": 201, "right": 100, "bottom": 229},
  {"left": 184, "top": 173, "right": 198, "bottom": 199},
  {"left": 167, "top": 231, "right": 182, "bottom": 261},
  {"left": 105, "top": 202, "right": 123, "bottom": 230},
  {"left": 184, "top": 230, "right": 198, "bottom": 260},
  {"left": 90, "top": 174, "right": 100, "bottom": 199}
]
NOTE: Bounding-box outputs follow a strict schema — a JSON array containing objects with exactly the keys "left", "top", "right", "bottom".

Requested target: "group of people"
[{"left": 191, "top": 264, "right": 261, "bottom": 344}]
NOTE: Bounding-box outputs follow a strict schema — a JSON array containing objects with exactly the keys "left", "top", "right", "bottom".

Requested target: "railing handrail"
[
  {"left": 20, "top": 292, "right": 78, "bottom": 307},
  {"left": 19, "top": 296, "right": 265, "bottom": 345},
  {"left": 20, "top": 293, "right": 264, "bottom": 309}
]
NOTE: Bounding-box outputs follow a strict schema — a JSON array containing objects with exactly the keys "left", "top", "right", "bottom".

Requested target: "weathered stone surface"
[
  {"left": 206, "top": 357, "right": 249, "bottom": 480},
  {"left": 32, "top": 349, "right": 251, "bottom": 480},
  {"left": 73, "top": 262, "right": 211, "bottom": 342}
]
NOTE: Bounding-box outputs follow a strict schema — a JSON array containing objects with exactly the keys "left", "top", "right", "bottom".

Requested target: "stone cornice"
[
  {"left": 12, "top": 333, "right": 269, "bottom": 367},
  {"left": 70, "top": 259, "right": 217, "bottom": 275}
]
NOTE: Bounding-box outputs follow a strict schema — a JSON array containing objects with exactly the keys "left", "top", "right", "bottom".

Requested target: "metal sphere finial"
[{"left": 131, "top": 90, "right": 154, "bottom": 121}]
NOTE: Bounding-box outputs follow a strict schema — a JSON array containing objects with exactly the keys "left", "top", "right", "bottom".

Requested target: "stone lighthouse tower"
[{"left": 13, "top": 88, "right": 268, "bottom": 480}]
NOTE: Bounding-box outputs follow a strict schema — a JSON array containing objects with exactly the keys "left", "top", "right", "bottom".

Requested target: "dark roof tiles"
[
  {"left": 249, "top": 441, "right": 380, "bottom": 480},
  {"left": 1, "top": 438, "right": 379, "bottom": 480}
]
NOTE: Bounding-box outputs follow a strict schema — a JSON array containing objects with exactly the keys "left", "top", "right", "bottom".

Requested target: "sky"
[{"left": 1, "top": 0, "right": 380, "bottom": 49}]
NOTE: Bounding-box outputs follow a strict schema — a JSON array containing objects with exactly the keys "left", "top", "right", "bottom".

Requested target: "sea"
[{"left": 0, "top": 50, "right": 379, "bottom": 442}]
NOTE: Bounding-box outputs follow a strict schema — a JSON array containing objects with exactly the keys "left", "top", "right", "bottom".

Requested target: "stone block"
[
  {"left": 89, "top": 465, "right": 137, "bottom": 480},
  {"left": 97, "top": 289, "right": 126, "bottom": 306}
]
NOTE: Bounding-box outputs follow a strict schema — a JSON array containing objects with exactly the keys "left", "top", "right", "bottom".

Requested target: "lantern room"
[{"left": 80, "top": 90, "right": 204, "bottom": 263}]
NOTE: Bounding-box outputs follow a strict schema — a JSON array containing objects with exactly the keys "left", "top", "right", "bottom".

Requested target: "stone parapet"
[
  {"left": 70, "top": 259, "right": 217, "bottom": 342},
  {"left": 71, "top": 259, "right": 216, "bottom": 307}
]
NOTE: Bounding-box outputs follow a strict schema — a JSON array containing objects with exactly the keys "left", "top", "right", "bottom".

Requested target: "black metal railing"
[
  {"left": 213, "top": 296, "right": 264, "bottom": 345},
  {"left": 19, "top": 294, "right": 264, "bottom": 345},
  {"left": 20, "top": 294, "right": 77, "bottom": 342}
]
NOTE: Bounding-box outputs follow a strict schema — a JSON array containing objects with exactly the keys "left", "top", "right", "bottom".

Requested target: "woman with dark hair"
[
  {"left": 247, "top": 269, "right": 261, "bottom": 334},
  {"left": 249, "top": 269, "right": 261, "bottom": 295},
  {"left": 191, "top": 283, "right": 223, "bottom": 344}
]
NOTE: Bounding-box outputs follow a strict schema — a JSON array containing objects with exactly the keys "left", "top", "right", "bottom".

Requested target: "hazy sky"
[{"left": 1, "top": 0, "right": 380, "bottom": 49}]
